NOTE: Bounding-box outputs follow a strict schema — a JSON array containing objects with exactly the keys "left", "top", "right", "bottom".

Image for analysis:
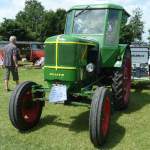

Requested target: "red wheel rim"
[
  {"left": 101, "top": 96, "right": 111, "bottom": 137},
  {"left": 20, "top": 90, "right": 40, "bottom": 124},
  {"left": 123, "top": 55, "right": 131, "bottom": 104}
]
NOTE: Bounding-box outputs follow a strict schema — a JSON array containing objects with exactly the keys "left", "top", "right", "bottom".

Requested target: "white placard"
[
  {"left": 49, "top": 84, "right": 67, "bottom": 103},
  {"left": 131, "top": 47, "right": 149, "bottom": 64}
]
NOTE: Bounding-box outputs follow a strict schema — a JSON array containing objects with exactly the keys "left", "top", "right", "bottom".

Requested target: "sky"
[{"left": 0, "top": 0, "right": 149, "bottom": 41}]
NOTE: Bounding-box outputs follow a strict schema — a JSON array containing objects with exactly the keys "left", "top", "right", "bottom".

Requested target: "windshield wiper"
[{"left": 75, "top": 5, "right": 90, "bottom": 18}]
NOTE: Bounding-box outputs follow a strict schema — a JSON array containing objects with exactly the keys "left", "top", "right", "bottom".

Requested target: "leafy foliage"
[
  {"left": 0, "top": 18, "right": 33, "bottom": 41},
  {"left": 0, "top": 1, "right": 144, "bottom": 43},
  {"left": 0, "top": 0, "right": 66, "bottom": 41},
  {"left": 120, "top": 8, "right": 144, "bottom": 44}
]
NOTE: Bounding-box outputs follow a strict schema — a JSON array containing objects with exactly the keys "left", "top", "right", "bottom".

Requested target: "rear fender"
[{"left": 114, "top": 44, "right": 129, "bottom": 68}]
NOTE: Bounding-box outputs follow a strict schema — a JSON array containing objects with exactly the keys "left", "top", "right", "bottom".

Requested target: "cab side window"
[
  {"left": 65, "top": 11, "right": 73, "bottom": 34},
  {"left": 105, "top": 10, "right": 120, "bottom": 44}
]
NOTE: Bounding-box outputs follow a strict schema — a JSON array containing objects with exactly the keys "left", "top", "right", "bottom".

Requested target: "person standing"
[{"left": 3, "top": 36, "right": 19, "bottom": 91}]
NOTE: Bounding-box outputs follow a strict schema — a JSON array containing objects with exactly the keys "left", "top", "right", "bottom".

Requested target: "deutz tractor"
[{"left": 9, "top": 4, "right": 131, "bottom": 147}]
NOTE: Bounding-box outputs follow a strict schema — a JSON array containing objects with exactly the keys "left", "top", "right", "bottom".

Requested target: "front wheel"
[
  {"left": 89, "top": 87, "right": 111, "bottom": 147},
  {"left": 9, "top": 81, "right": 44, "bottom": 131}
]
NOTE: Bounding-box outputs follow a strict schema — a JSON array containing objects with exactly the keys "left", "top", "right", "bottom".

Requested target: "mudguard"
[{"left": 114, "top": 44, "right": 129, "bottom": 68}]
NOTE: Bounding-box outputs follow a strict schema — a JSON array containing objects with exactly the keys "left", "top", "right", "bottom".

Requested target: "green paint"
[
  {"left": 44, "top": 4, "right": 130, "bottom": 89},
  {"left": 44, "top": 67, "right": 78, "bottom": 82}
]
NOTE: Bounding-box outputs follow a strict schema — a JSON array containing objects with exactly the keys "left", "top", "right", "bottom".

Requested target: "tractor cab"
[{"left": 65, "top": 4, "right": 129, "bottom": 44}]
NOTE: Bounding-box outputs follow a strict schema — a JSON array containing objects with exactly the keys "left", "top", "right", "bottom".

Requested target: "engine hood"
[{"left": 44, "top": 34, "right": 98, "bottom": 47}]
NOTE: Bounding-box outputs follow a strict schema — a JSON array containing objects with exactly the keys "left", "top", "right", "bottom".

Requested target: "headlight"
[{"left": 86, "top": 63, "right": 95, "bottom": 73}]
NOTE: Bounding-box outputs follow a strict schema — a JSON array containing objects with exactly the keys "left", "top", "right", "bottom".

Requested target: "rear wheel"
[
  {"left": 89, "top": 87, "right": 111, "bottom": 147},
  {"left": 112, "top": 49, "right": 131, "bottom": 110},
  {"left": 9, "top": 81, "right": 44, "bottom": 131}
]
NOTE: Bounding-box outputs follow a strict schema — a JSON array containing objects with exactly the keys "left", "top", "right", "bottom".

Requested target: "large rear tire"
[
  {"left": 89, "top": 87, "right": 111, "bottom": 147},
  {"left": 112, "top": 49, "right": 131, "bottom": 110},
  {"left": 9, "top": 81, "right": 44, "bottom": 131}
]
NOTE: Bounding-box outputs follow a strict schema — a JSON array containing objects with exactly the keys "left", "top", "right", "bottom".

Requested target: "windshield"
[{"left": 73, "top": 9, "right": 106, "bottom": 34}]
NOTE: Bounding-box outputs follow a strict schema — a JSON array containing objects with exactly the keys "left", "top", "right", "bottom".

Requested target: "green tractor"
[{"left": 9, "top": 4, "right": 131, "bottom": 147}]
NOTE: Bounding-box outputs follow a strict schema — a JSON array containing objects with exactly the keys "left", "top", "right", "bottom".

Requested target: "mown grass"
[{"left": 0, "top": 68, "right": 150, "bottom": 150}]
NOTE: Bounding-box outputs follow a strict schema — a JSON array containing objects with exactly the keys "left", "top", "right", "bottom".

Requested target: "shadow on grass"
[
  {"left": 102, "top": 90, "right": 150, "bottom": 149},
  {"left": 69, "top": 110, "right": 89, "bottom": 132},
  {"left": 23, "top": 115, "right": 58, "bottom": 133},
  {"left": 125, "top": 90, "right": 150, "bottom": 114},
  {"left": 131, "top": 80, "right": 150, "bottom": 93},
  {"left": 23, "top": 89, "right": 150, "bottom": 148},
  {"left": 51, "top": 110, "right": 90, "bottom": 132},
  {"left": 104, "top": 90, "right": 150, "bottom": 148},
  {"left": 102, "top": 113, "right": 126, "bottom": 149},
  {"left": 33, "top": 110, "right": 90, "bottom": 132},
  {"left": 64, "top": 102, "right": 90, "bottom": 108}
]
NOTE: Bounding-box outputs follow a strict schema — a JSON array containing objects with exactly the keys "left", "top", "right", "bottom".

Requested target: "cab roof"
[{"left": 69, "top": 3, "right": 130, "bottom": 16}]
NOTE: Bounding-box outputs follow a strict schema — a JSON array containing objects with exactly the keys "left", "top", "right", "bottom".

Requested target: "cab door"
[{"left": 101, "top": 9, "right": 121, "bottom": 67}]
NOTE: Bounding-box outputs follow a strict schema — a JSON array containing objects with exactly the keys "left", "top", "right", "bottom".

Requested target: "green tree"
[
  {"left": 15, "top": 0, "right": 66, "bottom": 41},
  {"left": 39, "top": 9, "right": 66, "bottom": 41},
  {"left": 130, "top": 8, "right": 144, "bottom": 40},
  {"left": 16, "top": 0, "right": 45, "bottom": 41},
  {"left": 16, "top": 0, "right": 45, "bottom": 31},
  {"left": 0, "top": 18, "right": 33, "bottom": 41},
  {"left": 40, "top": 10, "right": 56, "bottom": 40},
  {"left": 120, "top": 23, "right": 133, "bottom": 44},
  {"left": 120, "top": 8, "right": 144, "bottom": 44},
  {"left": 0, "top": 0, "right": 67, "bottom": 41},
  {"left": 53, "top": 9, "right": 66, "bottom": 35}
]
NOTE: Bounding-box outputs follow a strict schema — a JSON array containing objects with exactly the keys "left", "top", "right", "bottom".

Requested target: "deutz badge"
[{"left": 49, "top": 84, "right": 67, "bottom": 103}]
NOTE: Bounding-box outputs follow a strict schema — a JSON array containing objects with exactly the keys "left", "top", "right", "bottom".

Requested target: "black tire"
[
  {"left": 9, "top": 81, "right": 44, "bottom": 131},
  {"left": 64, "top": 94, "right": 73, "bottom": 105},
  {"left": 112, "top": 48, "right": 131, "bottom": 110},
  {"left": 89, "top": 87, "right": 111, "bottom": 147}
]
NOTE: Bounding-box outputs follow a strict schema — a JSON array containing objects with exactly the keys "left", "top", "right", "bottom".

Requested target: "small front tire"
[
  {"left": 89, "top": 87, "right": 111, "bottom": 147},
  {"left": 9, "top": 81, "right": 44, "bottom": 131}
]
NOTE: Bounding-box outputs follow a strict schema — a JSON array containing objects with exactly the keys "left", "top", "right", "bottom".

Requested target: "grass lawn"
[{"left": 0, "top": 68, "right": 150, "bottom": 150}]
